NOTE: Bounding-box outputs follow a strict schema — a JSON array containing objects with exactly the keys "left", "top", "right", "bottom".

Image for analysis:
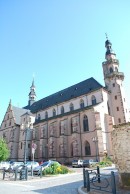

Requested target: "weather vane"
[{"left": 105, "top": 33, "right": 108, "bottom": 40}]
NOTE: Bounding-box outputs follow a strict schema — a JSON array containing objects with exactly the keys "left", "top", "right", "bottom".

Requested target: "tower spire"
[
  {"left": 102, "top": 37, "right": 130, "bottom": 124},
  {"left": 105, "top": 36, "right": 116, "bottom": 60},
  {"left": 28, "top": 78, "right": 36, "bottom": 106}
]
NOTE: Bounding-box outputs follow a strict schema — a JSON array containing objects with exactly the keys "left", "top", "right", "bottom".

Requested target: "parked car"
[
  {"left": 10, "top": 161, "right": 24, "bottom": 171},
  {"left": 72, "top": 159, "right": 83, "bottom": 168},
  {"left": 0, "top": 161, "right": 10, "bottom": 170},
  {"left": 11, "top": 161, "right": 39, "bottom": 172},
  {"left": 33, "top": 160, "right": 60, "bottom": 175},
  {"left": 25, "top": 161, "right": 39, "bottom": 171},
  {"left": 83, "top": 159, "right": 98, "bottom": 168}
]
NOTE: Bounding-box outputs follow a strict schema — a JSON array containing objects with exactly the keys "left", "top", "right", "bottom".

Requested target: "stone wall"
[{"left": 112, "top": 123, "right": 130, "bottom": 187}]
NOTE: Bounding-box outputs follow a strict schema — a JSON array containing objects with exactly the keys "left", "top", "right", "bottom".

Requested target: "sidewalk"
[{"left": 78, "top": 167, "right": 130, "bottom": 194}]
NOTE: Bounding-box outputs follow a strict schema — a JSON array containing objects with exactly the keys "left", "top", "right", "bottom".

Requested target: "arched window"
[
  {"left": 110, "top": 67, "right": 113, "bottom": 73},
  {"left": 85, "top": 141, "right": 91, "bottom": 155},
  {"left": 115, "top": 67, "right": 118, "bottom": 72},
  {"left": 70, "top": 103, "right": 74, "bottom": 111},
  {"left": 61, "top": 106, "right": 64, "bottom": 114},
  {"left": 80, "top": 99, "right": 84, "bottom": 108},
  {"left": 83, "top": 115, "right": 89, "bottom": 131},
  {"left": 118, "top": 118, "right": 121, "bottom": 123},
  {"left": 53, "top": 109, "right": 56, "bottom": 116},
  {"left": 107, "top": 101, "right": 110, "bottom": 115},
  {"left": 91, "top": 95, "right": 96, "bottom": 105},
  {"left": 45, "top": 111, "right": 48, "bottom": 119},
  {"left": 71, "top": 143, "right": 73, "bottom": 156},
  {"left": 71, "top": 118, "right": 73, "bottom": 133}
]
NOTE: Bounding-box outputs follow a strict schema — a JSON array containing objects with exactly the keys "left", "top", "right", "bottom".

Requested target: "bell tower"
[
  {"left": 28, "top": 78, "right": 36, "bottom": 106},
  {"left": 102, "top": 35, "right": 130, "bottom": 124}
]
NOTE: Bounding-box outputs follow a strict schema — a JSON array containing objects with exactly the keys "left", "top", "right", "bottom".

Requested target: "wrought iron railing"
[{"left": 83, "top": 166, "right": 116, "bottom": 194}]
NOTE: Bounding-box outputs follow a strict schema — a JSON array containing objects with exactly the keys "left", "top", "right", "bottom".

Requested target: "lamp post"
[
  {"left": 24, "top": 123, "right": 33, "bottom": 165},
  {"left": 92, "top": 137, "right": 98, "bottom": 162},
  {"left": 24, "top": 128, "right": 28, "bottom": 165}
]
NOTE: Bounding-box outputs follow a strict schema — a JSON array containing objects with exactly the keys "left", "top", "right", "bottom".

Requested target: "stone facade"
[{"left": 112, "top": 123, "right": 130, "bottom": 187}]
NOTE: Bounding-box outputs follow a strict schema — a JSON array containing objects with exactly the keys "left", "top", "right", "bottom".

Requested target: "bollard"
[
  {"left": 3, "top": 169, "right": 5, "bottom": 180},
  {"left": 83, "top": 168, "right": 87, "bottom": 188},
  {"left": 97, "top": 166, "right": 100, "bottom": 183},
  {"left": 111, "top": 171, "right": 116, "bottom": 194},
  {"left": 40, "top": 166, "right": 42, "bottom": 178},
  {"left": 86, "top": 170, "right": 90, "bottom": 192},
  {"left": 26, "top": 168, "right": 28, "bottom": 180},
  {"left": 31, "top": 166, "right": 33, "bottom": 176},
  {"left": 15, "top": 169, "right": 18, "bottom": 181}
]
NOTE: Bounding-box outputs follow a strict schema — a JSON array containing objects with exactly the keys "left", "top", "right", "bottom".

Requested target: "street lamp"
[
  {"left": 24, "top": 123, "right": 33, "bottom": 165},
  {"left": 92, "top": 137, "right": 98, "bottom": 162}
]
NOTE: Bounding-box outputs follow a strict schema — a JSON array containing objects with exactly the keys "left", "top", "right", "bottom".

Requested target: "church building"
[{"left": 0, "top": 38, "right": 129, "bottom": 164}]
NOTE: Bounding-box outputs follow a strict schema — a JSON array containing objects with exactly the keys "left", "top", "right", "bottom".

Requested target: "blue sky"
[{"left": 0, "top": 0, "right": 130, "bottom": 125}]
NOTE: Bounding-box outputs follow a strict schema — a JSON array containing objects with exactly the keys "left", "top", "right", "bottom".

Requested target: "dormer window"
[
  {"left": 38, "top": 114, "right": 41, "bottom": 120},
  {"left": 80, "top": 99, "right": 84, "bottom": 108},
  {"left": 61, "top": 106, "right": 64, "bottom": 114},
  {"left": 53, "top": 109, "right": 56, "bottom": 116},
  {"left": 70, "top": 103, "right": 74, "bottom": 111},
  {"left": 45, "top": 111, "right": 48, "bottom": 119},
  {"left": 91, "top": 95, "right": 96, "bottom": 105}
]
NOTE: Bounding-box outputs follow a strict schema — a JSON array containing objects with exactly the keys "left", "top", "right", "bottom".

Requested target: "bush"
[
  {"left": 98, "top": 156, "right": 112, "bottom": 167},
  {"left": 0, "top": 138, "right": 10, "bottom": 161},
  {"left": 42, "top": 162, "right": 70, "bottom": 175}
]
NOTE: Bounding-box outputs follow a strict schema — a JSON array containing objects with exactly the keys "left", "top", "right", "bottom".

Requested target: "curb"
[{"left": 78, "top": 185, "right": 88, "bottom": 194}]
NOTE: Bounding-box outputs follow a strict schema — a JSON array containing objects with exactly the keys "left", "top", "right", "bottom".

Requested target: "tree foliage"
[{"left": 0, "top": 138, "right": 10, "bottom": 161}]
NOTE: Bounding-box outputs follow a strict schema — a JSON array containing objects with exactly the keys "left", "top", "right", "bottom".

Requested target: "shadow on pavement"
[{"left": 31, "top": 180, "right": 82, "bottom": 194}]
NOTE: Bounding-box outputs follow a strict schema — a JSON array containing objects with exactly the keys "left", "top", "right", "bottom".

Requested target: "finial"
[
  {"left": 9, "top": 99, "right": 12, "bottom": 105},
  {"left": 105, "top": 33, "right": 108, "bottom": 40}
]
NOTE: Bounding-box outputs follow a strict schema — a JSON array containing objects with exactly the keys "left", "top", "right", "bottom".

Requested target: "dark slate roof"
[
  {"left": 28, "top": 77, "right": 104, "bottom": 113},
  {"left": 12, "top": 106, "right": 29, "bottom": 125}
]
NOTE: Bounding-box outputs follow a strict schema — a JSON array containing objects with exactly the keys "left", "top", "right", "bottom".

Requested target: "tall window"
[
  {"left": 91, "top": 95, "right": 96, "bottom": 105},
  {"left": 107, "top": 101, "right": 110, "bottom": 115},
  {"left": 53, "top": 109, "right": 56, "bottom": 116},
  {"left": 115, "top": 67, "right": 118, "bottom": 72},
  {"left": 118, "top": 118, "right": 121, "bottom": 123},
  {"left": 71, "top": 143, "right": 73, "bottom": 156},
  {"left": 70, "top": 103, "right": 74, "bottom": 111},
  {"left": 61, "top": 106, "right": 64, "bottom": 114},
  {"left": 80, "top": 99, "right": 84, "bottom": 108},
  {"left": 110, "top": 67, "right": 113, "bottom": 73},
  {"left": 83, "top": 115, "right": 89, "bottom": 131},
  {"left": 45, "top": 111, "right": 48, "bottom": 119},
  {"left": 71, "top": 118, "right": 73, "bottom": 133},
  {"left": 85, "top": 141, "right": 91, "bottom": 155},
  {"left": 113, "top": 83, "right": 115, "bottom": 87}
]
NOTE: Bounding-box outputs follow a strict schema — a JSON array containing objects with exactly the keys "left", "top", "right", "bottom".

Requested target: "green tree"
[{"left": 0, "top": 138, "right": 10, "bottom": 161}]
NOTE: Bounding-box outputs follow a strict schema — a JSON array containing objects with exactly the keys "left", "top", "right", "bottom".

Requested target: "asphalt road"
[
  {"left": 0, "top": 166, "right": 119, "bottom": 194},
  {"left": 0, "top": 168, "right": 83, "bottom": 194}
]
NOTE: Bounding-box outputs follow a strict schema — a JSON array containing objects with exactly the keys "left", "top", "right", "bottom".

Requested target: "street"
[
  {"left": 0, "top": 166, "right": 118, "bottom": 194},
  {"left": 0, "top": 168, "right": 83, "bottom": 194}
]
